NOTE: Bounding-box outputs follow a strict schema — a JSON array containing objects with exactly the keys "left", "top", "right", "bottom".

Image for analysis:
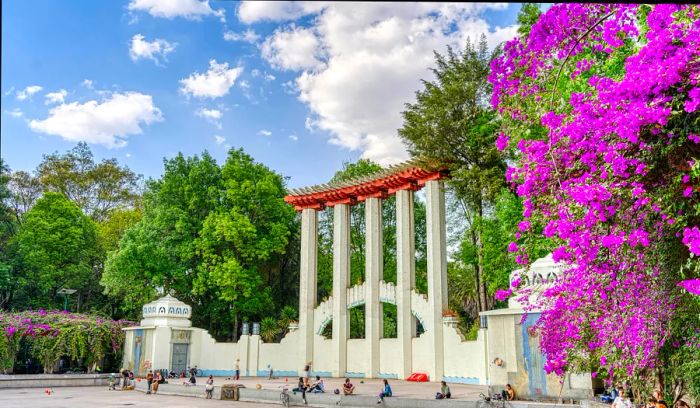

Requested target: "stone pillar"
[
  {"left": 396, "top": 189, "right": 415, "bottom": 379},
  {"left": 298, "top": 208, "right": 318, "bottom": 371},
  {"left": 364, "top": 197, "right": 383, "bottom": 378},
  {"left": 332, "top": 203, "right": 351, "bottom": 377},
  {"left": 426, "top": 180, "right": 447, "bottom": 381}
]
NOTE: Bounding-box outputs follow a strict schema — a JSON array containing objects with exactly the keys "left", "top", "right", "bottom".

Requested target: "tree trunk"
[{"left": 476, "top": 205, "right": 488, "bottom": 313}]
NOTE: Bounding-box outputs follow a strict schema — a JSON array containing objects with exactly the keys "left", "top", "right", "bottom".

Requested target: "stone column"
[
  {"left": 332, "top": 203, "right": 350, "bottom": 377},
  {"left": 364, "top": 197, "right": 383, "bottom": 378},
  {"left": 426, "top": 180, "right": 447, "bottom": 381},
  {"left": 396, "top": 189, "right": 415, "bottom": 379},
  {"left": 298, "top": 208, "right": 318, "bottom": 371}
]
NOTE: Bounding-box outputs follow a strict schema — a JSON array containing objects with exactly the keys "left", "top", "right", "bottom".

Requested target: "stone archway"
[{"left": 313, "top": 281, "right": 431, "bottom": 336}]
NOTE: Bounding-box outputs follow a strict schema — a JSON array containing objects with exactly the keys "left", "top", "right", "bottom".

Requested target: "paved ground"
[
  {"left": 209, "top": 376, "right": 488, "bottom": 400},
  {"left": 0, "top": 377, "right": 490, "bottom": 407},
  {"left": 0, "top": 386, "right": 278, "bottom": 408}
]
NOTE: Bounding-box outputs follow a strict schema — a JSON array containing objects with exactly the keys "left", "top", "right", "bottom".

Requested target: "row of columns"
[{"left": 298, "top": 180, "right": 447, "bottom": 380}]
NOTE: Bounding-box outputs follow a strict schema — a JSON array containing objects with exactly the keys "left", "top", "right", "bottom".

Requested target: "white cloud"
[
  {"left": 195, "top": 107, "right": 223, "bottom": 128},
  {"left": 16, "top": 85, "right": 43, "bottom": 101},
  {"left": 180, "top": 59, "right": 243, "bottom": 99},
  {"left": 239, "top": 80, "right": 251, "bottom": 89},
  {"left": 130, "top": 34, "right": 177, "bottom": 65},
  {"left": 128, "top": 0, "right": 225, "bottom": 22},
  {"left": 214, "top": 135, "right": 226, "bottom": 144},
  {"left": 238, "top": 1, "right": 325, "bottom": 24},
  {"left": 45, "top": 89, "right": 68, "bottom": 105},
  {"left": 258, "top": 129, "right": 272, "bottom": 136},
  {"left": 125, "top": 153, "right": 132, "bottom": 158},
  {"left": 289, "top": 134, "right": 298, "bottom": 141},
  {"left": 6, "top": 108, "right": 23, "bottom": 118},
  {"left": 264, "top": 73, "right": 276, "bottom": 81},
  {"left": 223, "top": 28, "right": 260, "bottom": 43},
  {"left": 82, "top": 79, "right": 94, "bottom": 89},
  {"left": 29, "top": 92, "right": 163, "bottom": 148},
  {"left": 253, "top": 3, "right": 515, "bottom": 165},
  {"left": 261, "top": 25, "right": 323, "bottom": 71}
]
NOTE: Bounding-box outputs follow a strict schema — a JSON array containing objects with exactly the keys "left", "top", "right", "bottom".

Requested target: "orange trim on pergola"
[{"left": 284, "top": 165, "right": 448, "bottom": 211}]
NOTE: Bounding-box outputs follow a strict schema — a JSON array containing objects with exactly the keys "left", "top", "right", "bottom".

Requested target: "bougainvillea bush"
[
  {"left": 490, "top": 3, "right": 700, "bottom": 386},
  {"left": 0, "top": 310, "right": 134, "bottom": 374}
]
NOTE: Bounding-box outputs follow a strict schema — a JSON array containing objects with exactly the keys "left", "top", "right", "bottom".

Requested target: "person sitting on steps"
[
  {"left": 309, "top": 375, "right": 325, "bottom": 393},
  {"left": 342, "top": 378, "right": 355, "bottom": 395},
  {"left": 436, "top": 381, "right": 451, "bottom": 399}
]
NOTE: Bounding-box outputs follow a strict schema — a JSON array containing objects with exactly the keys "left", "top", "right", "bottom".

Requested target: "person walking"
[
  {"left": 146, "top": 370, "right": 154, "bottom": 394},
  {"left": 302, "top": 361, "right": 312, "bottom": 387},
  {"left": 205, "top": 375, "right": 214, "bottom": 399}
]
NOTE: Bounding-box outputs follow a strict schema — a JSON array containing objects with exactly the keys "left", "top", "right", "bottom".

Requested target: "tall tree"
[
  {"left": 10, "top": 192, "right": 100, "bottom": 311},
  {"left": 37, "top": 142, "right": 141, "bottom": 221},
  {"left": 0, "top": 160, "right": 14, "bottom": 307},
  {"left": 399, "top": 36, "right": 505, "bottom": 314},
  {"left": 103, "top": 149, "right": 296, "bottom": 340}
]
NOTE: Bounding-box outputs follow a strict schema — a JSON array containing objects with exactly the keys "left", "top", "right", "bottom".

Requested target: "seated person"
[
  {"left": 436, "top": 381, "right": 451, "bottom": 399},
  {"left": 377, "top": 379, "right": 392, "bottom": 403},
  {"left": 342, "top": 378, "right": 355, "bottom": 395},
  {"left": 309, "top": 376, "right": 325, "bottom": 393},
  {"left": 504, "top": 384, "right": 516, "bottom": 401},
  {"left": 189, "top": 373, "right": 197, "bottom": 385}
]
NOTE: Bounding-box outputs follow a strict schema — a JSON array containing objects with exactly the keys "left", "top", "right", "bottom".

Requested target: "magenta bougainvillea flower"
[
  {"left": 490, "top": 3, "right": 700, "bottom": 381},
  {"left": 678, "top": 279, "right": 700, "bottom": 295}
]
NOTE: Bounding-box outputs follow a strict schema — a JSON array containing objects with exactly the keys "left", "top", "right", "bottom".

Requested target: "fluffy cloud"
[
  {"left": 16, "top": 85, "right": 43, "bottom": 101},
  {"left": 214, "top": 135, "right": 226, "bottom": 144},
  {"left": 246, "top": 2, "right": 516, "bottom": 165},
  {"left": 29, "top": 92, "right": 163, "bottom": 148},
  {"left": 223, "top": 28, "right": 260, "bottom": 43},
  {"left": 128, "top": 0, "right": 224, "bottom": 22},
  {"left": 238, "top": 1, "right": 324, "bottom": 24},
  {"left": 82, "top": 79, "right": 94, "bottom": 89},
  {"left": 45, "top": 89, "right": 68, "bottom": 105},
  {"left": 180, "top": 59, "right": 243, "bottom": 99},
  {"left": 258, "top": 129, "right": 272, "bottom": 136},
  {"left": 195, "top": 107, "right": 223, "bottom": 128},
  {"left": 261, "top": 25, "right": 323, "bottom": 71},
  {"left": 130, "top": 34, "right": 177, "bottom": 64}
]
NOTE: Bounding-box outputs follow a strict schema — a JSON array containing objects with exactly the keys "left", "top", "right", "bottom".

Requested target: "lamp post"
[{"left": 57, "top": 288, "right": 77, "bottom": 311}]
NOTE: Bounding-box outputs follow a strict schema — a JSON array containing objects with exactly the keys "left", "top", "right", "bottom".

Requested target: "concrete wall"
[
  {"left": 0, "top": 373, "right": 113, "bottom": 389},
  {"left": 485, "top": 311, "right": 593, "bottom": 400}
]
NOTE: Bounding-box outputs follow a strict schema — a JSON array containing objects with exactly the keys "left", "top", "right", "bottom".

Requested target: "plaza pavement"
[
  {"left": 208, "top": 375, "right": 489, "bottom": 400},
  {"left": 0, "top": 386, "right": 278, "bottom": 408}
]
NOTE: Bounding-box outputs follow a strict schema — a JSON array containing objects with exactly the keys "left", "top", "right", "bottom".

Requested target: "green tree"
[
  {"left": 0, "top": 160, "right": 15, "bottom": 308},
  {"left": 194, "top": 149, "right": 295, "bottom": 331},
  {"left": 399, "top": 37, "right": 505, "bottom": 314},
  {"left": 11, "top": 193, "right": 100, "bottom": 311},
  {"left": 103, "top": 149, "right": 296, "bottom": 340},
  {"left": 516, "top": 4, "right": 542, "bottom": 37},
  {"left": 37, "top": 142, "right": 141, "bottom": 221}
]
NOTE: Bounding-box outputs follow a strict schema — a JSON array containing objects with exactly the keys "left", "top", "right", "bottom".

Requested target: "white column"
[
  {"left": 396, "top": 189, "right": 415, "bottom": 379},
  {"left": 364, "top": 197, "right": 383, "bottom": 378},
  {"left": 332, "top": 203, "right": 350, "bottom": 377},
  {"left": 298, "top": 208, "right": 318, "bottom": 371},
  {"left": 426, "top": 180, "right": 447, "bottom": 381}
]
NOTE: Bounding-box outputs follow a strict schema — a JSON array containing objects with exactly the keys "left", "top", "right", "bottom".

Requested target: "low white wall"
[
  {"left": 443, "top": 326, "right": 487, "bottom": 384},
  {"left": 379, "top": 338, "right": 400, "bottom": 377}
]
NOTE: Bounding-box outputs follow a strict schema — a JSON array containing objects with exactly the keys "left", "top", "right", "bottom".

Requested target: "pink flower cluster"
[{"left": 490, "top": 4, "right": 700, "bottom": 380}]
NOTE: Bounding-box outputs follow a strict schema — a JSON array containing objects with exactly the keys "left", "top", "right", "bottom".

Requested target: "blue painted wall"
[{"left": 520, "top": 313, "right": 547, "bottom": 398}]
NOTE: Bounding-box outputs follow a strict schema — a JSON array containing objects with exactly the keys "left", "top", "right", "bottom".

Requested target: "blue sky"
[{"left": 1, "top": 1, "right": 521, "bottom": 188}]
